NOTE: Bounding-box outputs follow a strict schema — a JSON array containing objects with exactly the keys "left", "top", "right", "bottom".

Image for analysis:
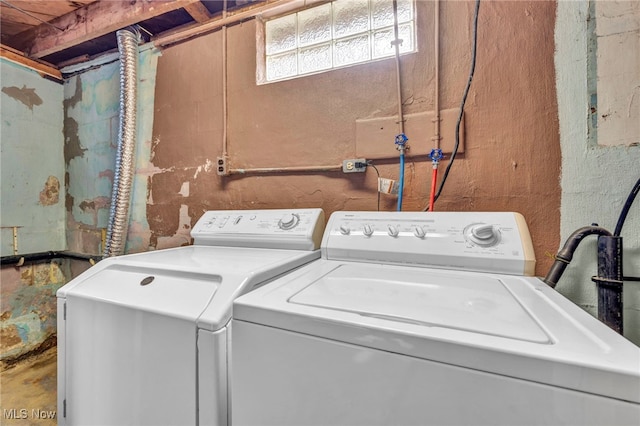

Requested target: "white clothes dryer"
[
  {"left": 57, "top": 208, "right": 324, "bottom": 426},
  {"left": 231, "top": 211, "right": 640, "bottom": 426}
]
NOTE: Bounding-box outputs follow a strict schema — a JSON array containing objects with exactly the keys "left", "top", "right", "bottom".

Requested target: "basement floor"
[{"left": 1, "top": 347, "right": 57, "bottom": 425}]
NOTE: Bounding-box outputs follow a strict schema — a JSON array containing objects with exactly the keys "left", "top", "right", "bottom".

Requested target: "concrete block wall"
[{"left": 0, "top": 59, "right": 65, "bottom": 257}]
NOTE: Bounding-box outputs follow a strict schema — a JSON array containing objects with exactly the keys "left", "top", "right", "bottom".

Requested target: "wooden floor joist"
[{"left": 0, "top": 44, "right": 62, "bottom": 81}]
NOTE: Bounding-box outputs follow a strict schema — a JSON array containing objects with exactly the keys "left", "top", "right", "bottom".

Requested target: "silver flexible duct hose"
[{"left": 103, "top": 28, "right": 139, "bottom": 257}]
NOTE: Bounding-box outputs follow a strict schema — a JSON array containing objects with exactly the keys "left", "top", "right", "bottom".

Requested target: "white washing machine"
[
  {"left": 56, "top": 208, "right": 325, "bottom": 426},
  {"left": 231, "top": 211, "right": 640, "bottom": 426}
]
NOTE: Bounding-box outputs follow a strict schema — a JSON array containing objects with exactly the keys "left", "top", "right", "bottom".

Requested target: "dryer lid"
[{"left": 289, "top": 264, "right": 549, "bottom": 343}]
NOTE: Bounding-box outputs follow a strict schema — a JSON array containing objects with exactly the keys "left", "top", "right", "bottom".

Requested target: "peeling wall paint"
[
  {"left": 0, "top": 59, "right": 65, "bottom": 256},
  {"left": 555, "top": 0, "right": 640, "bottom": 345},
  {"left": 0, "top": 259, "right": 92, "bottom": 363},
  {"left": 1, "top": 85, "right": 43, "bottom": 110},
  {"left": 39, "top": 176, "right": 60, "bottom": 206},
  {"left": 150, "top": 1, "right": 561, "bottom": 275},
  {"left": 64, "top": 48, "right": 160, "bottom": 255}
]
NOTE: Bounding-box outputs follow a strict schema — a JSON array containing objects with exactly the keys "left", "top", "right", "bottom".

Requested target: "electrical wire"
[
  {"left": 428, "top": 0, "right": 481, "bottom": 210},
  {"left": 614, "top": 177, "right": 640, "bottom": 237},
  {"left": 367, "top": 161, "right": 381, "bottom": 211}
]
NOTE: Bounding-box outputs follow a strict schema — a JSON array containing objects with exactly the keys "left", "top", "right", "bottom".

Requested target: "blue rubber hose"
[{"left": 397, "top": 151, "right": 405, "bottom": 211}]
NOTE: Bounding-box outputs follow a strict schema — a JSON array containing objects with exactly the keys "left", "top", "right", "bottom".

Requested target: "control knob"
[
  {"left": 363, "top": 224, "right": 374, "bottom": 237},
  {"left": 414, "top": 226, "right": 426, "bottom": 239},
  {"left": 465, "top": 223, "right": 501, "bottom": 247},
  {"left": 278, "top": 213, "right": 300, "bottom": 230},
  {"left": 339, "top": 224, "right": 351, "bottom": 235},
  {"left": 387, "top": 225, "right": 399, "bottom": 237}
]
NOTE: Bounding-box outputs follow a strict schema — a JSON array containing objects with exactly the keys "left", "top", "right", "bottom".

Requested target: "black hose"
[
  {"left": 0, "top": 251, "right": 100, "bottom": 266},
  {"left": 614, "top": 177, "right": 640, "bottom": 237},
  {"left": 543, "top": 226, "right": 612, "bottom": 288}
]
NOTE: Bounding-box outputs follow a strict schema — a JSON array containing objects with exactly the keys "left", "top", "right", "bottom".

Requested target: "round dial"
[
  {"left": 339, "top": 224, "right": 351, "bottom": 235},
  {"left": 464, "top": 223, "right": 501, "bottom": 247},
  {"left": 363, "top": 224, "right": 374, "bottom": 237},
  {"left": 387, "top": 225, "right": 399, "bottom": 237},
  {"left": 414, "top": 226, "right": 426, "bottom": 238},
  {"left": 278, "top": 213, "right": 300, "bottom": 230}
]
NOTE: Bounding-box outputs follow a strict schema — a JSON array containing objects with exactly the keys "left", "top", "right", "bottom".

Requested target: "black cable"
[
  {"left": 367, "top": 161, "right": 381, "bottom": 211},
  {"left": 430, "top": 0, "right": 481, "bottom": 208},
  {"left": 614, "top": 177, "right": 640, "bottom": 237}
]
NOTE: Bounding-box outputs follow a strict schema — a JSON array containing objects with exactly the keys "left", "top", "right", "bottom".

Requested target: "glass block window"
[{"left": 262, "top": 0, "right": 415, "bottom": 83}]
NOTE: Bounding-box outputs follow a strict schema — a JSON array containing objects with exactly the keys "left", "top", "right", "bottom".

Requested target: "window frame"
[{"left": 256, "top": 0, "right": 417, "bottom": 84}]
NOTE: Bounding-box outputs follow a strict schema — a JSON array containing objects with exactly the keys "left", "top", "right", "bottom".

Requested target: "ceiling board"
[
  {"left": 0, "top": 1, "right": 97, "bottom": 35},
  {"left": 0, "top": 0, "right": 269, "bottom": 68}
]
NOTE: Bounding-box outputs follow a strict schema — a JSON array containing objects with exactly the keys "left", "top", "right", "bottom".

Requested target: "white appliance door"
[
  {"left": 232, "top": 320, "right": 640, "bottom": 426},
  {"left": 62, "top": 266, "right": 219, "bottom": 425}
]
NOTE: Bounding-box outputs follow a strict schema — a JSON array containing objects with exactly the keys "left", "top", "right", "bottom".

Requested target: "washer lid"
[
  {"left": 58, "top": 245, "right": 319, "bottom": 327},
  {"left": 289, "top": 264, "right": 549, "bottom": 343},
  {"left": 234, "top": 260, "right": 640, "bottom": 403},
  {"left": 64, "top": 264, "right": 220, "bottom": 322}
]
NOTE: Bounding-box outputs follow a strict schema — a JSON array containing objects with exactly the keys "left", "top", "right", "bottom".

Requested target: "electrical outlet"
[
  {"left": 216, "top": 157, "right": 228, "bottom": 176},
  {"left": 342, "top": 158, "right": 367, "bottom": 173}
]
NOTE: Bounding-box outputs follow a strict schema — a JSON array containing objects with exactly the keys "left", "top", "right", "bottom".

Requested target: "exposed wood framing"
[
  {"left": 0, "top": 0, "right": 95, "bottom": 37},
  {"left": 183, "top": 1, "right": 211, "bottom": 23},
  {"left": 154, "top": 0, "right": 327, "bottom": 47},
  {"left": 9, "top": 0, "right": 204, "bottom": 59},
  {"left": 0, "top": 43, "right": 61, "bottom": 81}
]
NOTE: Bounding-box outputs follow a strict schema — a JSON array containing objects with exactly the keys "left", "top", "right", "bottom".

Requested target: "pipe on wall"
[
  {"left": 543, "top": 226, "right": 612, "bottom": 288},
  {"left": 103, "top": 28, "right": 139, "bottom": 257},
  {"left": 392, "top": 0, "right": 407, "bottom": 211},
  {"left": 433, "top": 0, "right": 440, "bottom": 150},
  {"left": 228, "top": 164, "right": 342, "bottom": 174},
  {"left": 593, "top": 235, "right": 624, "bottom": 334}
]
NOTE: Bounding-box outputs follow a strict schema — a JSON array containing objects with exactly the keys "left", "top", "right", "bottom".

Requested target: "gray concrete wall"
[
  {"left": 1, "top": 59, "right": 65, "bottom": 256},
  {"left": 64, "top": 48, "right": 160, "bottom": 255},
  {"left": 555, "top": 0, "right": 640, "bottom": 344}
]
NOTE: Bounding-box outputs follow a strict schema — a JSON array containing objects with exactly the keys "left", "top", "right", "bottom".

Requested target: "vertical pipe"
[
  {"left": 221, "top": 0, "right": 229, "bottom": 159},
  {"left": 595, "top": 235, "right": 624, "bottom": 334},
  {"left": 392, "top": 0, "right": 406, "bottom": 211},
  {"left": 104, "top": 28, "right": 139, "bottom": 257},
  {"left": 433, "top": 0, "right": 440, "bottom": 149},
  {"left": 392, "top": 0, "right": 405, "bottom": 134}
]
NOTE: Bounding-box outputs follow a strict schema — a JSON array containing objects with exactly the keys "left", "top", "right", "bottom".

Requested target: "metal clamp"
[{"left": 591, "top": 275, "right": 624, "bottom": 289}]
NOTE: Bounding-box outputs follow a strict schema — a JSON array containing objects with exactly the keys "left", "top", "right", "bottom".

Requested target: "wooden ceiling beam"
[
  {"left": 183, "top": 1, "right": 211, "bottom": 23},
  {"left": 9, "top": 0, "right": 204, "bottom": 59},
  {"left": 1, "top": 44, "right": 61, "bottom": 81}
]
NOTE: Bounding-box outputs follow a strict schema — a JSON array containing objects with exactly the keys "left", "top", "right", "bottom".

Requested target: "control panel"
[
  {"left": 322, "top": 211, "right": 536, "bottom": 276},
  {"left": 190, "top": 209, "right": 325, "bottom": 250}
]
